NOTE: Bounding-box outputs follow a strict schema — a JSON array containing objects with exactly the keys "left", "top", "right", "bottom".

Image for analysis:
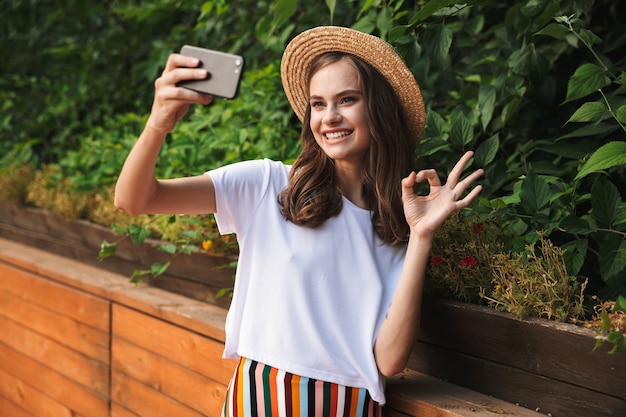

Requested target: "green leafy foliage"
[{"left": 2, "top": 1, "right": 626, "bottom": 339}]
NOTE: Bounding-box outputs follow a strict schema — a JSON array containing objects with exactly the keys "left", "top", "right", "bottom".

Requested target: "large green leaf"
[
  {"left": 560, "top": 214, "right": 592, "bottom": 235},
  {"left": 616, "top": 104, "right": 626, "bottom": 124},
  {"left": 558, "top": 122, "right": 620, "bottom": 140},
  {"left": 424, "top": 24, "right": 453, "bottom": 67},
  {"left": 275, "top": 0, "right": 297, "bottom": 27},
  {"left": 409, "top": 0, "right": 468, "bottom": 24},
  {"left": 424, "top": 111, "right": 447, "bottom": 139},
  {"left": 566, "top": 101, "right": 607, "bottom": 123},
  {"left": 474, "top": 134, "right": 499, "bottom": 166},
  {"left": 376, "top": 6, "right": 394, "bottom": 39},
  {"left": 575, "top": 141, "right": 626, "bottom": 180},
  {"left": 534, "top": 22, "right": 569, "bottom": 39},
  {"left": 561, "top": 239, "right": 588, "bottom": 276},
  {"left": 449, "top": 109, "right": 473, "bottom": 147},
  {"left": 479, "top": 84, "right": 496, "bottom": 130},
  {"left": 324, "top": 0, "right": 337, "bottom": 24},
  {"left": 599, "top": 234, "right": 626, "bottom": 282},
  {"left": 519, "top": 171, "right": 551, "bottom": 213},
  {"left": 591, "top": 179, "right": 622, "bottom": 228},
  {"left": 563, "top": 63, "right": 611, "bottom": 103}
]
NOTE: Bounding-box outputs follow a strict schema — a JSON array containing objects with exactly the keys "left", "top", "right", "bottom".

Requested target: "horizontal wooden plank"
[
  {"left": 385, "top": 409, "right": 412, "bottom": 417},
  {"left": 387, "top": 369, "right": 545, "bottom": 417},
  {"left": 0, "top": 368, "right": 72, "bottom": 417},
  {"left": 0, "top": 396, "right": 36, "bottom": 417},
  {"left": 111, "top": 403, "right": 141, "bottom": 417},
  {"left": 409, "top": 342, "right": 626, "bottom": 417},
  {"left": 112, "top": 337, "right": 230, "bottom": 416},
  {"left": 112, "top": 304, "right": 236, "bottom": 386},
  {"left": 150, "top": 273, "right": 232, "bottom": 310},
  {"left": 0, "top": 264, "right": 109, "bottom": 330},
  {"left": 418, "top": 299, "right": 626, "bottom": 400},
  {"left": 0, "top": 290, "right": 109, "bottom": 363},
  {"left": 0, "top": 315, "right": 109, "bottom": 395},
  {"left": 0, "top": 342, "right": 108, "bottom": 417},
  {"left": 111, "top": 370, "right": 206, "bottom": 417},
  {"left": 111, "top": 285, "right": 228, "bottom": 343},
  {"left": 0, "top": 238, "right": 229, "bottom": 343}
]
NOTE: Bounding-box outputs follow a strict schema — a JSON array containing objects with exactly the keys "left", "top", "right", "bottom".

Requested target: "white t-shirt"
[{"left": 207, "top": 158, "right": 406, "bottom": 404}]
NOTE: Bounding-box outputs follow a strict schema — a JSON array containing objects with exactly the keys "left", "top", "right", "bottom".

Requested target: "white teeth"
[{"left": 325, "top": 131, "right": 352, "bottom": 139}]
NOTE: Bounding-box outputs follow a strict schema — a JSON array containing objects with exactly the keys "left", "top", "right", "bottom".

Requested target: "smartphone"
[{"left": 178, "top": 45, "right": 244, "bottom": 99}]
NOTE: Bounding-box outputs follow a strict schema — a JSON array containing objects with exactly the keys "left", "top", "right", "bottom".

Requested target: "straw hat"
[{"left": 281, "top": 26, "right": 425, "bottom": 144}]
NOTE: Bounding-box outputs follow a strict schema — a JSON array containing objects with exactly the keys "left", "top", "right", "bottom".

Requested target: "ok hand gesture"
[{"left": 401, "top": 151, "right": 484, "bottom": 238}]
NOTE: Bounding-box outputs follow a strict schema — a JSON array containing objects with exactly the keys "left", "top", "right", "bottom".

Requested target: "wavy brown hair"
[{"left": 278, "top": 52, "right": 416, "bottom": 245}]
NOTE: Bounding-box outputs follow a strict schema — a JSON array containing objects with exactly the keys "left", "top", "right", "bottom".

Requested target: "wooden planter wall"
[
  {"left": 410, "top": 300, "right": 626, "bottom": 417},
  {"left": 0, "top": 238, "right": 545, "bottom": 417},
  {"left": 0, "top": 238, "right": 236, "bottom": 417},
  {"left": 1, "top": 202, "right": 624, "bottom": 416},
  {"left": 0, "top": 202, "right": 236, "bottom": 309}
]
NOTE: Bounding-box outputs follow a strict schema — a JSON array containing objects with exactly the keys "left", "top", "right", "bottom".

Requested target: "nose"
[{"left": 322, "top": 105, "right": 341, "bottom": 124}]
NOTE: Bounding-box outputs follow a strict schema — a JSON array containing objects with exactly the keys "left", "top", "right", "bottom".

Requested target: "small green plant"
[
  {"left": 481, "top": 234, "right": 588, "bottom": 323},
  {"left": 590, "top": 295, "right": 626, "bottom": 354},
  {"left": 98, "top": 214, "right": 238, "bottom": 284},
  {"left": 98, "top": 220, "right": 198, "bottom": 284}
]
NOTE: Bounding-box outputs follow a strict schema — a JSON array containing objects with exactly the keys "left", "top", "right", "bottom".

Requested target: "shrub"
[
  {"left": 483, "top": 235, "right": 588, "bottom": 322},
  {"left": 426, "top": 211, "right": 508, "bottom": 304}
]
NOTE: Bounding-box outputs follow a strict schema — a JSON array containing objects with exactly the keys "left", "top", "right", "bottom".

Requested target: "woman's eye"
[
  {"left": 341, "top": 96, "right": 356, "bottom": 104},
  {"left": 311, "top": 101, "right": 324, "bottom": 108}
]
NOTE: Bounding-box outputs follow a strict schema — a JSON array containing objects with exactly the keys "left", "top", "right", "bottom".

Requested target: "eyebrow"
[{"left": 309, "top": 89, "right": 364, "bottom": 100}]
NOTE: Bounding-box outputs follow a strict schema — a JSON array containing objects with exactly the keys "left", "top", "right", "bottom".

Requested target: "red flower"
[
  {"left": 472, "top": 224, "right": 484, "bottom": 233},
  {"left": 460, "top": 255, "right": 478, "bottom": 268},
  {"left": 430, "top": 255, "right": 445, "bottom": 266}
]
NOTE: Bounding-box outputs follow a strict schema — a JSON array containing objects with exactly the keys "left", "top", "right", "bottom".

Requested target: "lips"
[{"left": 324, "top": 130, "right": 353, "bottom": 140}]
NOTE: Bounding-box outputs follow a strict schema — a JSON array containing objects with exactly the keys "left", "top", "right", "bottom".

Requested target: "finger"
[
  {"left": 164, "top": 53, "right": 202, "bottom": 73},
  {"left": 414, "top": 169, "right": 441, "bottom": 187},
  {"left": 155, "top": 67, "right": 213, "bottom": 106},
  {"left": 401, "top": 171, "right": 417, "bottom": 199},
  {"left": 455, "top": 184, "right": 483, "bottom": 209},
  {"left": 159, "top": 67, "right": 210, "bottom": 88},
  {"left": 455, "top": 168, "right": 484, "bottom": 192},
  {"left": 160, "top": 54, "right": 209, "bottom": 90},
  {"left": 446, "top": 151, "right": 475, "bottom": 186},
  {"left": 154, "top": 75, "right": 211, "bottom": 100}
]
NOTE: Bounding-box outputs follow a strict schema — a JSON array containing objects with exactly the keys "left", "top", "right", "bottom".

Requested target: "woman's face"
[{"left": 308, "top": 59, "right": 371, "bottom": 169}]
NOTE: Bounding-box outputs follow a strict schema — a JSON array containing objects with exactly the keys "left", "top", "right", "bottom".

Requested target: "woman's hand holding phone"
[{"left": 146, "top": 53, "right": 213, "bottom": 136}]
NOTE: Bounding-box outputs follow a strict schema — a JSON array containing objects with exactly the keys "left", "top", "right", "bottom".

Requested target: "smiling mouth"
[{"left": 325, "top": 130, "right": 353, "bottom": 140}]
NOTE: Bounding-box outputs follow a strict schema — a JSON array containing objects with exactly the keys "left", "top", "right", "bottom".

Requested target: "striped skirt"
[{"left": 221, "top": 357, "right": 384, "bottom": 417}]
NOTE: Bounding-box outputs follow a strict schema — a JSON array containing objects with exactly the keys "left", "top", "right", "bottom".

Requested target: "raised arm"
[
  {"left": 114, "top": 53, "right": 217, "bottom": 216},
  {"left": 374, "top": 151, "right": 484, "bottom": 376}
]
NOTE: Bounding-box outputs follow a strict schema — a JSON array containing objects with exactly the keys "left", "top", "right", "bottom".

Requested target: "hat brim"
[{"left": 281, "top": 26, "right": 425, "bottom": 144}]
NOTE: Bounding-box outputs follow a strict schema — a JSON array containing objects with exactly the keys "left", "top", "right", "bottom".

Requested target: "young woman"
[{"left": 115, "top": 26, "right": 483, "bottom": 416}]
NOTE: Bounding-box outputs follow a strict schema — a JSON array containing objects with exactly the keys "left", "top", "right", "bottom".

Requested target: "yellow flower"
[{"left": 202, "top": 240, "right": 213, "bottom": 251}]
